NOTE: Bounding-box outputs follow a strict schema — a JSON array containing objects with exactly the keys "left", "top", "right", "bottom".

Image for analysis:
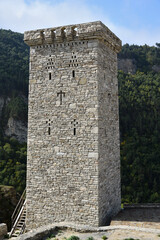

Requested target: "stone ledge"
[
  {"left": 124, "top": 203, "right": 160, "bottom": 209},
  {"left": 11, "top": 222, "right": 160, "bottom": 240},
  {"left": 0, "top": 223, "right": 7, "bottom": 240},
  {"left": 24, "top": 21, "right": 121, "bottom": 52}
]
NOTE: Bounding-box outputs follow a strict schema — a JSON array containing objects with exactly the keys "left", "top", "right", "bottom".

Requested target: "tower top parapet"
[{"left": 24, "top": 21, "right": 121, "bottom": 52}]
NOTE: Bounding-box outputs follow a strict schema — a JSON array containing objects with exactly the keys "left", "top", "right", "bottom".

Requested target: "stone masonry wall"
[
  {"left": 24, "top": 21, "right": 121, "bottom": 230},
  {"left": 97, "top": 42, "right": 121, "bottom": 225}
]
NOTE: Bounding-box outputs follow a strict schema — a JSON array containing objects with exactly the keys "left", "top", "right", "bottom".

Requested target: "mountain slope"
[
  {"left": 0, "top": 30, "right": 28, "bottom": 197},
  {"left": 0, "top": 29, "right": 29, "bottom": 143},
  {"left": 0, "top": 29, "right": 29, "bottom": 96},
  {"left": 0, "top": 29, "right": 160, "bottom": 204}
]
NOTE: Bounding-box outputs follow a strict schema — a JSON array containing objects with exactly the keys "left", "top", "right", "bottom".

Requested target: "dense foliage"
[
  {"left": 0, "top": 29, "right": 29, "bottom": 96},
  {"left": 0, "top": 137, "right": 26, "bottom": 194},
  {"left": 0, "top": 185, "right": 20, "bottom": 229},
  {"left": 119, "top": 70, "right": 160, "bottom": 203},
  {"left": 2, "top": 96, "right": 28, "bottom": 126},
  {"left": 119, "top": 43, "right": 160, "bottom": 72},
  {"left": 0, "top": 29, "right": 160, "bottom": 203},
  {"left": 0, "top": 30, "right": 29, "bottom": 194}
]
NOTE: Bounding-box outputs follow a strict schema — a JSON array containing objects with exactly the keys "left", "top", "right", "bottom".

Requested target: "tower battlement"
[{"left": 24, "top": 21, "right": 121, "bottom": 52}]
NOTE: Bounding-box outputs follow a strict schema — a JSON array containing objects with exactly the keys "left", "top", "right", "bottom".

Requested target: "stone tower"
[{"left": 24, "top": 21, "right": 121, "bottom": 230}]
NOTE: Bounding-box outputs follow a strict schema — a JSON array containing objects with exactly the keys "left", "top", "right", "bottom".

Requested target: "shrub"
[
  {"left": 86, "top": 237, "right": 94, "bottom": 240},
  {"left": 67, "top": 236, "right": 80, "bottom": 240},
  {"left": 102, "top": 236, "right": 107, "bottom": 240}
]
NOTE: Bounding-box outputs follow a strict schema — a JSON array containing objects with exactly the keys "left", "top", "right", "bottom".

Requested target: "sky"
[{"left": 0, "top": 0, "right": 160, "bottom": 46}]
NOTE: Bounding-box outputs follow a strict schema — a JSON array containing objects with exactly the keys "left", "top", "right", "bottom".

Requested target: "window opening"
[
  {"left": 46, "top": 119, "right": 53, "bottom": 135},
  {"left": 57, "top": 90, "right": 65, "bottom": 105},
  {"left": 71, "top": 119, "right": 78, "bottom": 135}
]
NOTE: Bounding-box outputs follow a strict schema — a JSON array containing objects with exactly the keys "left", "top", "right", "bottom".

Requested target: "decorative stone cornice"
[{"left": 24, "top": 21, "right": 122, "bottom": 52}]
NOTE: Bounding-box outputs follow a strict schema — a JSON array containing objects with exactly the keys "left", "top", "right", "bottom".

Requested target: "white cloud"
[
  {"left": 0, "top": 0, "right": 159, "bottom": 46},
  {"left": 0, "top": 0, "right": 98, "bottom": 32}
]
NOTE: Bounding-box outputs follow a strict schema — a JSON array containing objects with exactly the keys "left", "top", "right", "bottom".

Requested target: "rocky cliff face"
[
  {"left": 118, "top": 58, "right": 137, "bottom": 74},
  {"left": 4, "top": 117, "right": 27, "bottom": 143},
  {"left": 152, "top": 64, "right": 160, "bottom": 72},
  {"left": 0, "top": 96, "right": 28, "bottom": 143},
  {"left": 118, "top": 59, "right": 160, "bottom": 74},
  {"left": 0, "top": 98, "right": 4, "bottom": 118}
]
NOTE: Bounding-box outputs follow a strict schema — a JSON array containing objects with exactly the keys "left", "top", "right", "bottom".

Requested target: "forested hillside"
[
  {"left": 0, "top": 29, "right": 29, "bottom": 96},
  {"left": 0, "top": 29, "right": 160, "bottom": 204},
  {"left": 118, "top": 43, "right": 160, "bottom": 203},
  {"left": 0, "top": 29, "right": 29, "bottom": 194}
]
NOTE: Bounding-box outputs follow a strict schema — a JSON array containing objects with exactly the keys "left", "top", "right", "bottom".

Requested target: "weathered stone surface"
[
  {"left": 4, "top": 117, "right": 27, "bottom": 143},
  {"left": 24, "top": 21, "right": 121, "bottom": 52},
  {"left": 25, "top": 21, "right": 121, "bottom": 230},
  {"left": 0, "top": 223, "right": 7, "bottom": 240},
  {"left": 78, "top": 78, "right": 87, "bottom": 85},
  {"left": 12, "top": 222, "right": 160, "bottom": 240},
  {"left": 152, "top": 64, "right": 160, "bottom": 72},
  {"left": 118, "top": 58, "right": 137, "bottom": 74},
  {"left": 0, "top": 98, "right": 4, "bottom": 118}
]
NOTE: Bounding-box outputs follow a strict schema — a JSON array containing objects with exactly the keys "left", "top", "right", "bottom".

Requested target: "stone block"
[{"left": 0, "top": 224, "right": 7, "bottom": 240}]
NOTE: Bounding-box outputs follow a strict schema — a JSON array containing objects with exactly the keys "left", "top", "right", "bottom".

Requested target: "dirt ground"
[
  {"left": 49, "top": 229, "right": 160, "bottom": 240},
  {"left": 107, "top": 229, "right": 160, "bottom": 240}
]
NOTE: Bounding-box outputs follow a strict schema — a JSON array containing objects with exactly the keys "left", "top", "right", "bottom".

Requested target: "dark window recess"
[
  {"left": 46, "top": 119, "right": 53, "bottom": 135},
  {"left": 72, "top": 70, "right": 75, "bottom": 78},
  {"left": 71, "top": 119, "right": 78, "bottom": 135},
  {"left": 49, "top": 73, "right": 51, "bottom": 80},
  {"left": 48, "top": 127, "right": 51, "bottom": 135}
]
